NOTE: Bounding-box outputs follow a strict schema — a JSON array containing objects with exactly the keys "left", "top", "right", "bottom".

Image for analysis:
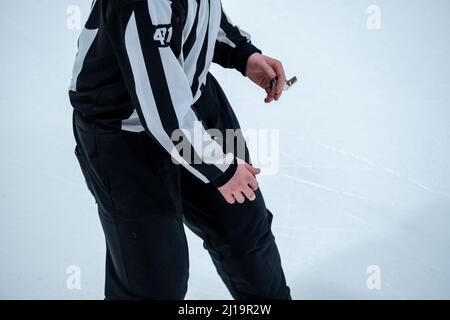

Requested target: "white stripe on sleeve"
[{"left": 125, "top": 12, "right": 209, "bottom": 183}]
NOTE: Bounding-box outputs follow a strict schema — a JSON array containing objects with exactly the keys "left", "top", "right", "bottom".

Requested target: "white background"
[{"left": 0, "top": 0, "right": 449, "bottom": 299}]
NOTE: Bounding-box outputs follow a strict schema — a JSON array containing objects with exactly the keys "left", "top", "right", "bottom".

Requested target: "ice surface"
[{"left": 0, "top": 0, "right": 449, "bottom": 299}]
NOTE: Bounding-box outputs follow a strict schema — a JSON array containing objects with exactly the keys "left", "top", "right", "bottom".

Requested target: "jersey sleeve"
[
  {"left": 213, "top": 1, "right": 262, "bottom": 76},
  {"left": 106, "top": 0, "right": 237, "bottom": 187}
]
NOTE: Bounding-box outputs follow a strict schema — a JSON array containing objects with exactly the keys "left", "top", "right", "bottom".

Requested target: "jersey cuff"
[
  {"left": 210, "top": 161, "right": 238, "bottom": 188},
  {"left": 233, "top": 42, "right": 262, "bottom": 76}
]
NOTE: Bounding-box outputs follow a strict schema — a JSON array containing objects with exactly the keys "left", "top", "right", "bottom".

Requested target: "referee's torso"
[
  {"left": 69, "top": 0, "right": 260, "bottom": 184},
  {"left": 69, "top": 0, "right": 256, "bottom": 130}
]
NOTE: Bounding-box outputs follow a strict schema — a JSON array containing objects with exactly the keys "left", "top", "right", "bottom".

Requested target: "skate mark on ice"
[
  {"left": 281, "top": 173, "right": 369, "bottom": 202},
  {"left": 284, "top": 136, "right": 450, "bottom": 201},
  {"left": 280, "top": 151, "right": 339, "bottom": 170},
  {"left": 318, "top": 143, "right": 450, "bottom": 201},
  {"left": 280, "top": 150, "right": 404, "bottom": 207}
]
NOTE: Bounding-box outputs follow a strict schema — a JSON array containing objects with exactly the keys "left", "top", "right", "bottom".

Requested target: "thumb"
[{"left": 245, "top": 163, "right": 261, "bottom": 175}]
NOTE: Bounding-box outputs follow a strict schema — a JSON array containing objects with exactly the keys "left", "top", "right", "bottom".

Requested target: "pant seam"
[{"left": 94, "top": 122, "right": 136, "bottom": 298}]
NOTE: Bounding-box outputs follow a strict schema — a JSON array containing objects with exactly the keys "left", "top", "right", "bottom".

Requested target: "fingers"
[
  {"left": 234, "top": 172, "right": 259, "bottom": 202},
  {"left": 222, "top": 192, "right": 236, "bottom": 205},
  {"left": 219, "top": 176, "right": 259, "bottom": 204},
  {"left": 245, "top": 163, "right": 261, "bottom": 176},
  {"left": 265, "top": 93, "right": 275, "bottom": 104},
  {"left": 242, "top": 186, "right": 256, "bottom": 201},
  {"left": 248, "top": 173, "right": 260, "bottom": 190},
  {"left": 217, "top": 160, "right": 260, "bottom": 204},
  {"left": 265, "top": 86, "right": 276, "bottom": 103},
  {"left": 233, "top": 191, "right": 246, "bottom": 204},
  {"left": 269, "top": 59, "right": 286, "bottom": 101},
  {"left": 245, "top": 163, "right": 261, "bottom": 191},
  {"left": 273, "top": 66, "right": 286, "bottom": 100}
]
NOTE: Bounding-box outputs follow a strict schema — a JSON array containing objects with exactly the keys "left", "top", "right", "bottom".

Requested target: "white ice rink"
[{"left": 0, "top": 0, "right": 449, "bottom": 299}]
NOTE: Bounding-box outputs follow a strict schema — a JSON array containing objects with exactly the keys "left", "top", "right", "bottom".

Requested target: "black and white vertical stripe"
[{"left": 69, "top": 0, "right": 259, "bottom": 184}]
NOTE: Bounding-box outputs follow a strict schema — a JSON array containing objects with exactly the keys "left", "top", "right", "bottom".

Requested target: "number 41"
[{"left": 154, "top": 27, "right": 173, "bottom": 46}]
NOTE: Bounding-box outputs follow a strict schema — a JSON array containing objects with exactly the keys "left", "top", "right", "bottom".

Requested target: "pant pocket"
[{"left": 74, "top": 145, "right": 97, "bottom": 203}]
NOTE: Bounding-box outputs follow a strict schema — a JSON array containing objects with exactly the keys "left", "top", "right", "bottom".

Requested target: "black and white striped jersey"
[{"left": 69, "top": 0, "right": 261, "bottom": 186}]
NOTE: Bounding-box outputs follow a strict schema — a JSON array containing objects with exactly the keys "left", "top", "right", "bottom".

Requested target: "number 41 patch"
[{"left": 153, "top": 26, "right": 173, "bottom": 46}]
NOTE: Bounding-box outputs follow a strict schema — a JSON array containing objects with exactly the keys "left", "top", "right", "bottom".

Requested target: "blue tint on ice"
[{"left": 0, "top": 0, "right": 449, "bottom": 299}]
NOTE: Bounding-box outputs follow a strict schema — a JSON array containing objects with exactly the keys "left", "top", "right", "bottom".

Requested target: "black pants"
[{"left": 73, "top": 74, "right": 291, "bottom": 300}]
